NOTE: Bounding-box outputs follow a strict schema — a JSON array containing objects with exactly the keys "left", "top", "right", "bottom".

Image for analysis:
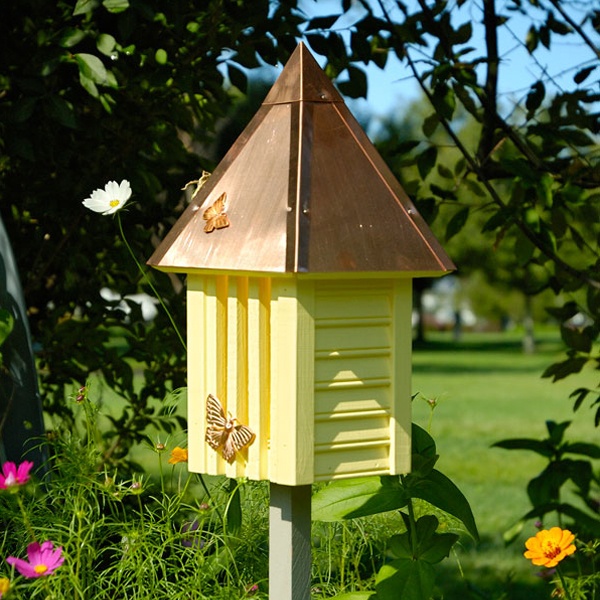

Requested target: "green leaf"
[
  {"left": 406, "top": 470, "right": 479, "bottom": 540},
  {"left": 79, "top": 72, "right": 99, "bottom": 98},
  {"left": 306, "top": 33, "right": 331, "bottom": 57},
  {"left": 542, "top": 357, "right": 588, "bottom": 381},
  {"left": 44, "top": 96, "right": 77, "bottom": 129},
  {"left": 482, "top": 207, "right": 511, "bottom": 232},
  {"left": 437, "top": 163, "right": 453, "bottom": 179},
  {"left": 537, "top": 172, "right": 553, "bottom": 207},
  {"left": 337, "top": 65, "right": 367, "bottom": 99},
  {"left": 430, "top": 183, "right": 457, "bottom": 201},
  {"left": 224, "top": 478, "right": 242, "bottom": 535},
  {"left": 0, "top": 309, "right": 14, "bottom": 348},
  {"left": 525, "top": 25, "right": 538, "bottom": 53},
  {"left": 410, "top": 423, "right": 439, "bottom": 476},
  {"left": 375, "top": 558, "right": 435, "bottom": 600},
  {"left": 102, "top": 0, "right": 129, "bottom": 13},
  {"left": 155, "top": 48, "right": 168, "bottom": 65},
  {"left": 416, "top": 146, "right": 437, "bottom": 179},
  {"left": 422, "top": 113, "right": 439, "bottom": 137},
  {"left": 453, "top": 22, "right": 472, "bottom": 44},
  {"left": 492, "top": 438, "right": 554, "bottom": 457},
  {"left": 74, "top": 53, "right": 107, "bottom": 84},
  {"left": 574, "top": 65, "right": 596, "bottom": 84},
  {"left": 312, "top": 476, "right": 408, "bottom": 522},
  {"left": 569, "top": 387, "right": 590, "bottom": 412},
  {"left": 546, "top": 420, "right": 571, "bottom": 445},
  {"left": 388, "top": 532, "right": 413, "bottom": 559},
  {"left": 97, "top": 33, "right": 117, "bottom": 56},
  {"left": 59, "top": 28, "right": 87, "bottom": 48},
  {"left": 445, "top": 207, "right": 469, "bottom": 241},
  {"left": 412, "top": 423, "right": 437, "bottom": 461},
  {"left": 432, "top": 84, "right": 456, "bottom": 120},
  {"left": 562, "top": 442, "right": 600, "bottom": 459},
  {"left": 417, "top": 532, "right": 459, "bottom": 564},
  {"left": 526, "top": 81, "right": 545, "bottom": 117},
  {"left": 73, "top": 0, "right": 99, "bottom": 15},
  {"left": 560, "top": 324, "right": 593, "bottom": 353}
]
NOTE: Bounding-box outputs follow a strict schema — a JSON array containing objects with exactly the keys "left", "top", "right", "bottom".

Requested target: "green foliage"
[
  {"left": 0, "top": 393, "right": 268, "bottom": 599},
  {"left": 312, "top": 424, "right": 477, "bottom": 599},
  {"left": 495, "top": 420, "right": 600, "bottom": 597},
  {"left": 0, "top": 0, "right": 303, "bottom": 462},
  {"left": 495, "top": 420, "right": 600, "bottom": 538}
]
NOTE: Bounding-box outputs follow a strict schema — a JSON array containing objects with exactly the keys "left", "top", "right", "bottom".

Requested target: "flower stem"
[
  {"left": 556, "top": 567, "right": 573, "bottom": 600},
  {"left": 16, "top": 494, "right": 36, "bottom": 541},
  {"left": 116, "top": 212, "right": 186, "bottom": 351}
]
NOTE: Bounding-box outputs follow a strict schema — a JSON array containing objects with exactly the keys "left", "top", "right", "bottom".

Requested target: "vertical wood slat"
[
  {"left": 270, "top": 278, "right": 314, "bottom": 486},
  {"left": 225, "top": 277, "right": 248, "bottom": 478},
  {"left": 186, "top": 274, "right": 204, "bottom": 476},
  {"left": 391, "top": 279, "right": 412, "bottom": 474},
  {"left": 247, "top": 278, "right": 271, "bottom": 480}
]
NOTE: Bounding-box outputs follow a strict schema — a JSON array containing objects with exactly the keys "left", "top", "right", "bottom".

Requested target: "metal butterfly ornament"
[
  {"left": 202, "top": 192, "right": 230, "bottom": 233},
  {"left": 205, "top": 394, "right": 255, "bottom": 463}
]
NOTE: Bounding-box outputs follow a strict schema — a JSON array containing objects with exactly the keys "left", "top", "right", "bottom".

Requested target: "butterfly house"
[{"left": 147, "top": 43, "right": 454, "bottom": 487}]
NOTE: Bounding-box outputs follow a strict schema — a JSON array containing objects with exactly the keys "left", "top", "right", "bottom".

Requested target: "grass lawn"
[{"left": 411, "top": 329, "right": 598, "bottom": 599}]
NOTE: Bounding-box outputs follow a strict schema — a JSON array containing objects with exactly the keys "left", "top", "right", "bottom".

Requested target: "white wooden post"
[{"left": 269, "top": 483, "right": 312, "bottom": 600}]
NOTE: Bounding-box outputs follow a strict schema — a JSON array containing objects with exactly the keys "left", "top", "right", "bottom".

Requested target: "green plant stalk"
[
  {"left": 403, "top": 478, "right": 419, "bottom": 558},
  {"left": 557, "top": 566, "right": 573, "bottom": 600},
  {"left": 15, "top": 494, "right": 35, "bottom": 541},
  {"left": 157, "top": 449, "right": 165, "bottom": 498},
  {"left": 116, "top": 212, "right": 186, "bottom": 352},
  {"left": 340, "top": 524, "right": 346, "bottom": 591},
  {"left": 136, "top": 492, "right": 144, "bottom": 526},
  {"left": 72, "top": 497, "right": 85, "bottom": 600}
]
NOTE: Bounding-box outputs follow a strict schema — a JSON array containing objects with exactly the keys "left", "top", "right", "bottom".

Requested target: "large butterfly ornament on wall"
[
  {"left": 202, "top": 192, "right": 231, "bottom": 233},
  {"left": 205, "top": 394, "right": 255, "bottom": 463}
]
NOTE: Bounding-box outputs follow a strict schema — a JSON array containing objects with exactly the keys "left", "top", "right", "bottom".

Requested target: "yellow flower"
[
  {"left": 0, "top": 576, "right": 10, "bottom": 597},
  {"left": 524, "top": 527, "right": 576, "bottom": 568},
  {"left": 168, "top": 447, "right": 188, "bottom": 464}
]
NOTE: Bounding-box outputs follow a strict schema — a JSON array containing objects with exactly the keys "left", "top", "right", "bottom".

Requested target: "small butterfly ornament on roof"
[
  {"left": 202, "top": 192, "right": 230, "bottom": 233},
  {"left": 205, "top": 394, "right": 255, "bottom": 463}
]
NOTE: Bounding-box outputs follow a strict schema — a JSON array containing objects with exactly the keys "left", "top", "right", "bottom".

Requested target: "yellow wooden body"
[{"left": 187, "top": 273, "right": 413, "bottom": 486}]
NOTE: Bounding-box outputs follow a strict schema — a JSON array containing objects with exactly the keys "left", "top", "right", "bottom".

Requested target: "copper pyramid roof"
[{"left": 148, "top": 43, "right": 454, "bottom": 276}]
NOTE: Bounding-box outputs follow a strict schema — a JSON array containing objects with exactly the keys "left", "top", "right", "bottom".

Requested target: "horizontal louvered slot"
[
  {"left": 315, "top": 415, "right": 389, "bottom": 447},
  {"left": 314, "top": 444, "right": 390, "bottom": 480},
  {"left": 314, "top": 386, "right": 390, "bottom": 414}
]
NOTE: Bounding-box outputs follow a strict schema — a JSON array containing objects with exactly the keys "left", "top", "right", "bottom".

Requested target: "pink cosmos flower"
[
  {"left": 7, "top": 541, "right": 64, "bottom": 578},
  {"left": 0, "top": 461, "right": 34, "bottom": 489}
]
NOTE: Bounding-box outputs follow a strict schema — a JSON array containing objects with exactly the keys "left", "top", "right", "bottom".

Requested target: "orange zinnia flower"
[
  {"left": 524, "top": 527, "right": 576, "bottom": 568},
  {"left": 168, "top": 446, "right": 188, "bottom": 464}
]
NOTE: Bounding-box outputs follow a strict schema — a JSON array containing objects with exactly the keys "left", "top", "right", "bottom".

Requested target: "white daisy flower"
[{"left": 82, "top": 180, "right": 132, "bottom": 215}]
